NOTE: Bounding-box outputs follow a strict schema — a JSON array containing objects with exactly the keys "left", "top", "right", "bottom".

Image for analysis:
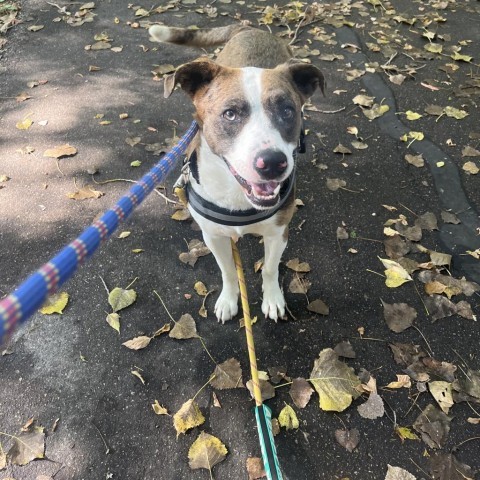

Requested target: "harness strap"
[{"left": 185, "top": 169, "right": 295, "bottom": 227}]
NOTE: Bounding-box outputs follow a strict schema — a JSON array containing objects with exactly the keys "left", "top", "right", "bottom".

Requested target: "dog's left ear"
[
  {"left": 164, "top": 58, "right": 221, "bottom": 99},
  {"left": 282, "top": 60, "right": 326, "bottom": 101}
]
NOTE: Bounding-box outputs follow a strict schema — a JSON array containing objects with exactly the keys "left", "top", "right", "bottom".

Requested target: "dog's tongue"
[{"left": 252, "top": 181, "right": 278, "bottom": 196}]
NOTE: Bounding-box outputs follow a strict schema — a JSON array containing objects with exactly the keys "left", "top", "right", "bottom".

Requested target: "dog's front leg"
[
  {"left": 202, "top": 232, "right": 239, "bottom": 323},
  {"left": 262, "top": 230, "right": 288, "bottom": 321}
]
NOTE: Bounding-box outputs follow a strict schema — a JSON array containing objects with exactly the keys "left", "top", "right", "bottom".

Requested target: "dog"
[{"left": 149, "top": 23, "right": 325, "bottom": 322}]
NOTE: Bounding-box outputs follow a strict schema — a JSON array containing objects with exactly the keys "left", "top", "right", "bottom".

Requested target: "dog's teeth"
[{"left": 273, "top": 184, "right": 281, "bottom": 195}]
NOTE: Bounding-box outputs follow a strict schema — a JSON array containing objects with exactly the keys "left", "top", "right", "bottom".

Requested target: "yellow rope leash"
[{"left": 231, "top": 238, "right": 263, "bottom": 407}]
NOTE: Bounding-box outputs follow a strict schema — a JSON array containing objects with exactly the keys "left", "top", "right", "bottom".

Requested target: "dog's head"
[{"left": 165, "top": 58, "right": 325, "bottom": 209}]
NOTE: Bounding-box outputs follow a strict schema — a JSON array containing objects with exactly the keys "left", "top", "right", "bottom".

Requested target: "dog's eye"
[
  {"left": 282, "top": 107, "right": 295, "bottom": 120},
  {"left": 223, "top": 109, "right": 237, "bottom": 121}
]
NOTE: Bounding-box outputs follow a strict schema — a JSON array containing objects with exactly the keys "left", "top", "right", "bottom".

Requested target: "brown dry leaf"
[
  {"left": 382, "top": 300, "right": 417, "bottom": 333},
  {"left": 467, "top": 417, "right": 480, "bottom": 425},
  {"left": 188, "top": 432, "right": 227, "bottom": 472},
  {"left": 125, "top": 136, "right": 141, "bottom": 147},
  {"left": 429, "top": 453, "right": 475, "bottom": 480},
  {"left": 210, "top": 358, "right": 244, "bottom": 389},
  {"left": 334, "top": 340, "right": 356, "bottom": 359},
  {"left": 413, "top": 404, "right": 451, "bottom": 449},
  {"left": 173, "top": 399, "right": 205, "bottom": 436},
  {"left": 16, "top": 92, "right": 31, "bottom": 102},
  {"left": 405, "top": 153, "right": 424, "bottom": 167},
  {"left": 179, "top": 239, "right": 211, "bottom": 267},
  {"left": 441, "top": 211, "right": 461, "bottom": 224},
  {"left": 333, "top": 144, "right": 352, "bottom": 154},
  {"left": 171, "top": 208, "right": 191, "bottom": 221},
  {"left": 194, "top": 281, "right": 208, "bottom": 296},
  {"left": 462, "top": 161, "right": 479, "bottom": 174},
  {"left": 326, "top": 178, "right": 347, "bottom": 191},
  {"left": 337, "top": 226, "right": 349, "bottom": 240},
  {"left": 415, "top": 212, "right": 438, "bottom": 231},
  {"left": 288, "top": 275, "right": 311, "bottom": 294},
  {"left": 246, "top": 379, "right": 275, "bottom": 402},
  {"left": 66, "top": 185, "right": 104, "bottom": 200},
  {"left": 43, "top": 144, "right": 77, "bottom": 158},
  {"left": 429, "top": 381, "right": 454, "bottom": 414},
  {"left": 122, "top": 336, "right": 151, "bottom": 350},
  {"left": 384, "top": 235, "right": 410, "bottom": 260},
  {"left": 453, "top": 369, "right": 480, "bottom": 403},
  {"left": 351, "top": 140, "right": 368, "bottom": 149},
  {"left": 289, "top": 377, "right": 314, "bottom": 408},
  {"left": 462, "top": 146, "right": 480, "bottom": 157},
  {"left": 247, "top": 457, "right": 266, "bottom": 480},
  {"left": 169, "top": 314, "right": 198, "bottom": 339},
  {"left": 357, "top": 393, "right": 385, "bottom": 420},
  {"left": 310, "top": 348, "right": 360, "bottom": 412},
  {"left": 425, "top": 295, "right": 457, "bottom": 321},
  {"left": 8, "top": 426, "right": 45, "bottom": 465},
  {"left": 334, "top": 428, "right": 360, "bottom": 452},
  {"left": 385, "top": 465, "right": 416, "bottom": 480},
  {"left": 285, "top": 258, "right": 310, "bottom": 273},
  {"left": 389, "top": 74, "right": 406, "bottom": 85},
  {"left": 307, "top": 299, "right": 329, "bottom": 315},
  {"left": 425, "top": 281, "right": 447, "bottom": 295}
]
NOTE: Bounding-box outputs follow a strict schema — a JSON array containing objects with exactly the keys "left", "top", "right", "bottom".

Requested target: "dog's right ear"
[{"left": 164, "top": 58, "right": 221, "bottom": 99}]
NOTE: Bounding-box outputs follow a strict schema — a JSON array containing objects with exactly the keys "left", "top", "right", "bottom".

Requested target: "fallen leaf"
[
  {"left": 106, "top": 312, "right": 120, "bottom": 333},
  {"left": 310, "top": 348, "right": 360, "bottom": 412},
  {"left": 405, "top": 110, "right": 422, "bottom": 121},
  {"left": 278, "top": 404, "right": 299, "bottom": 430},
  {"left": 210, "top": 358, "right": 244, "bottom": 389},
  {"left": 152, "top": 400, "right": 169, "bottom": 415},
  {"left": 451, "top": 52, "right": 472, "bottom": 63},
  {"left": 462, "top": 161, "right": 479, "bottom": 174},
  {"left": 357, "top": 392, "right": 385, "bottom": 419},
  {"left": 389, "top": 74, "right": 406, "bottom": 85},
  {"left": 382, "top": 300, "right": 417, "bottom": 333},
  {"left": 108, "top": 287, "right": 136, "bottom": 312},
  {"left": 424, "top": 43, "right": 442, "bottom": 54},
  {"left": 122, "top": 336, "right": 151, "bottom": 350},
  {"left": 413, "top": 403, "right": 451, "bottom": 449},
  {"left": 169, "top": 314, "right": 198, "bottom": 339},
  {"left": 429, "top": 453, "right": 475, "bottom": 480},
  {"left": 43, "top": 144, "right": 77, "bottom": 158},
  {"left": 38, "top": 292, "right": 69, "bottom": 314},
  {"left": 118, "top": 231, "right": 131, "bottom": 239},
  {"left": 351, "top": 140, "right": 368, "bottom": 149},
  {"left": 379, "top": 258, "right": 413, "bottom": 288},
  {"left": 334, "top": 428, "right": 360, "bottom": 452},
  {"left": 194, "top": 281, "right": 208, "bottom": 296},
  {"left": 16, "top": 118, "right": 33, "bottom": 130},
  {"left": 173, "top": 399, "right": 205, "bottom": 436},
  {"left": 125, "top": 136, "right": 141, "bottom": 147},
  {"left": 247, "top": 457, "right": 266, "bottom": 480},
  {"left": 443, "top": 106, "right": 469, "bottom": 119},
  {"left": 188, "top": 432, "right": 227, "bottom": 471},
  {"left": 385, "top": 465, "right": 416, "bottom": 480},
  {"left": 246, "top": 379, "right": 275, "bottom": 402},
  {"left": 425, "top": 295, "right": 457, "bottom": 321},
  {"left": 415, "top": 212, "right": 438, "bottom": 231},
  {"left": 334, "top": 341, "right": 356, "bottom": 359},
  {"left": 7, "top": 426, "right": 45, "bottom": 465},
  {"left": 462, "top": 146, "right": 480, "bottom": 157},
  {"left": 385, "top": 374, "right": 411, "bottom": 389},
  {"left": 289, "top": 378, "right": 314, "bottom": 408},
  {"left": 384, "top": 235, "right": 410, "bottom": 260},
  {"left": 326, "top": 178, "right": 347, "bottom": 191},
  {"left": 307, "top": 299, "right": 329, "bottom": 315},
  {"left": 395, "top": 426, "right": 420, "bottom": 443},
  {"left": 66, "top": 185, "right": 104, "bottom": 200},
  {"left": 440, "top": 211, "right": 461, "bottom": 224},
  {"left": 16, "top": 92, "right": 31, "bottom": 102},
  {"left": 179, "top": 239, "right": 211, "bottom": 267},
  {"left": 286, "top": 258, "right": 311, "bottom": 273},
  {"left": 333, "top": 144, "right": 352, "bottom": 154},
  {"left": 363, "top": 103, "right": 389, "bottom": 120},
  {"left": 288, "top": 275, "right": 311, "bottom": 294},
  {"left": 352, "top": 94, "right": 374, "bottom": 107},
  {"left": 171, "top": 209, "right": 191, "bottom": 221},
  {"left": 130, "top": 160, "right": 141, "bottom": 167},
  {"left": 429, "top": 381, "right": 454, "bottom": 414}
]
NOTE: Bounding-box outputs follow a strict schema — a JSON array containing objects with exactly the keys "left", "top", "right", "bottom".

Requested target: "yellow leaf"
[
  {"left": 131, "top": 248, "right": 144, "bottom": 253},
  {"left": 194, "top": 281, "right": 208, "bottom": 296},
  {"left": 106, "top": 312, "right": 120, "bottom": 333},
  {"left": 278, "top": 404, "right": 299, "bottom": 430},
  {"left": 462, "top": 161, "right": 479, "bottom": 175},
  {"left": 379, "top": 258, "right": 413, "bottom": 288},
  {"left": 131, "top": 369, "right": 145, "bottom": 384},
  {"left": 188, "top": 432, "right": 228, "bottom": 471},
  {"left": 118, "top": 231, "right": 131, "bottom": 239},
  {"left": 424, "top": 43, "right": 442, "bottom": 54},
  {"left": 173, "top": 399, "right": 205, "bottom": 436},
  {"left": 385, "top": 374, "right": 411, "bottom": 389},
  {"left": 443, "top": 106, "right": 469, "bottom": 119},
  {"left": 395, "top": 426, "right": 419, "bottom": 442},
  {"left": 16, "top": 118, "right": 33, "bottom": 130},
  {"left": 363, "top": 104, "right": 389, "bottom": 120},
  {"left": 152, "top": 400, "right": 169, "bottom": 415},
  {"left": 39, "top": 292, "right": 69, "bottom": 314},
  {"left": 108, "top": 287, "right": 137, "bottom": 312},
  {"left": 310, "top": 348, "right": 360, "bottom": 412},
  {"left": 451, "top": 52, "right": 472, "bottom": 62},
  {"left": 171, "top": 209, "right": 191, "bottom": 221},
  {"left": 405, "top": 110, "right": 422, "bottom": 121},
  {"left": 428, "top": 381, "right": 453, "bottom": 414}
]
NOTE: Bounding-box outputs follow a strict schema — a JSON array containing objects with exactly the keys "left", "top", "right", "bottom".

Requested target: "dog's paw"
[
  {"left": 214, "top": 289, "right": 239, "bottom": 323},
  {"left": 261, "top": 285, "right": 286, "bottom": 321}
]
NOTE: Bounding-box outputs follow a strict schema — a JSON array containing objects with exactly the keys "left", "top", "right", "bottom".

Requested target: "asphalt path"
[{"left": 0, "top": 1, "right": 479, "bottom": 479}]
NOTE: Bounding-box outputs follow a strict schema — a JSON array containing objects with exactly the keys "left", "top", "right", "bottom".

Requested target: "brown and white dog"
[{"left": 149, "top": 24, "right": 325, "bottom": 322}]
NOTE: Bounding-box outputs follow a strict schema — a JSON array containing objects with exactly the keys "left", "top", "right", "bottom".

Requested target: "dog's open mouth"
[{"left": 224, "top": 159, "right": 282, "bottom": 208}]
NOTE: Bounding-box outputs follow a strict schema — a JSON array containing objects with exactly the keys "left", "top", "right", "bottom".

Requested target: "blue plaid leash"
[{"left": 0, "top": 121, "right": 199, "bottom": 345}]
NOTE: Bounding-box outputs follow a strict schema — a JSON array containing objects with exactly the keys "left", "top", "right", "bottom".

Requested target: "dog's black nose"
[{"left": 254, "top": 149, "right": 288, "bottom": 179}]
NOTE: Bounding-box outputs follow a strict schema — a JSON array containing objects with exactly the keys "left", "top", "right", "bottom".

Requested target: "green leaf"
[{"left": 108, "top": 287, "right": 137, "bottom": 312}]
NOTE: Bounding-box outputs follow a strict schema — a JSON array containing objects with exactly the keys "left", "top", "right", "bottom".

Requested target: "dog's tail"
[{"left": 149, "top": 24, "right": 249, "bottom": 48}]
